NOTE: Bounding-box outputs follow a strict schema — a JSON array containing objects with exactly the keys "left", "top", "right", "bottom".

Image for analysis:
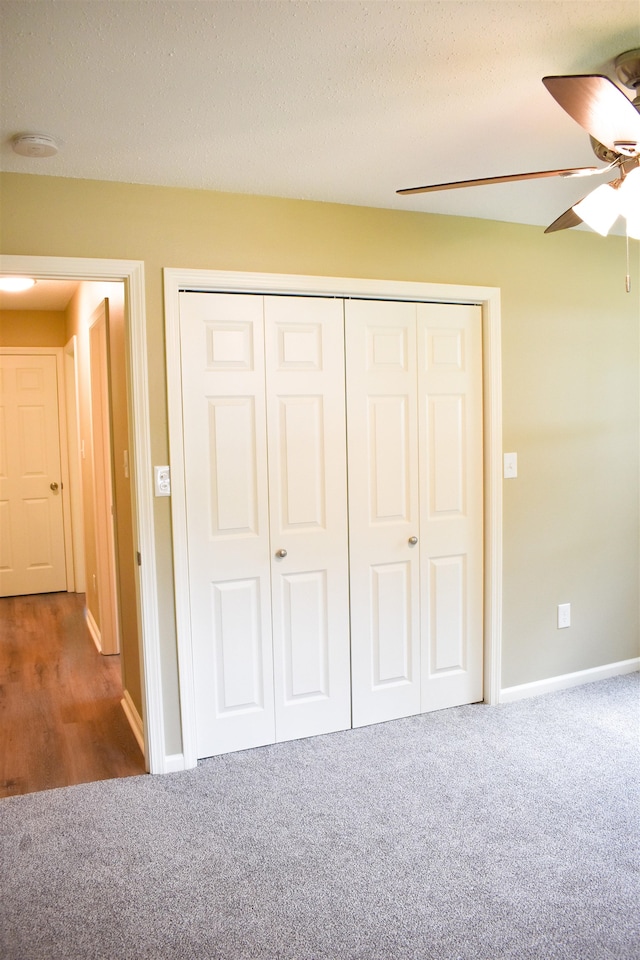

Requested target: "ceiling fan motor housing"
[
  {"left": 590, "top": 137, "right": 619, "bottom": 163},
  {"left": 615, "top": 48, "right": 640, "bottom": 120},
  {"left": 615, "top": 49, "right": 640, "bottom": 93},
  {"left": 589, "top": 50, "right": 640, "bottom": 162}
]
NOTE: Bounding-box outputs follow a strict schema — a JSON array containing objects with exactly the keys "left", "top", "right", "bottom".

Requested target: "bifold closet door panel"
[
  {"left": 179, "top": 292, "right": 275, "bottom": 758},
  {"left": 417, "top": 303, "right": 484, "bottom": 711},
  {"left": 264, "top": 296, "right": 351, "bottom": 743},
  {"left": 345, "top": 299, "right": 422, "bottom": 728}
]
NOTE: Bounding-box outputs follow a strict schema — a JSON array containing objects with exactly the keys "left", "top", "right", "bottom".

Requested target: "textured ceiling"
[{"left": 1, "top": 1, "right": 639, "bottom": 231}]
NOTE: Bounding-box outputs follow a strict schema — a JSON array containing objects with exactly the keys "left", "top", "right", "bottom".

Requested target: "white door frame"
[
  {"left": 0, "top": 254, "right": 166, "bottom": 774},
  {"left": 164, "top": 268, "right": 503, "bottom": 771},
  {"left": 63, "top": 335, "right": 85, "bottom": 593}
]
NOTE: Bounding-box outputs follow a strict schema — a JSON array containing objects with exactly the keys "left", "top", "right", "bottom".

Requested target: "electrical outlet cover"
[{"left": 154, "top": 465, "right": 171, "bottom": 497}]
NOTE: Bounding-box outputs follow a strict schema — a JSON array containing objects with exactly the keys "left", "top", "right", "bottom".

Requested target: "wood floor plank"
[{"left": 0, "top": 592, "right": 146, "bottom": 798}]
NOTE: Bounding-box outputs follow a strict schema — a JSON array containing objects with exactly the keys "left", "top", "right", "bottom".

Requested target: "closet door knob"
[
  {"left": 275, "top": 549, "right": 287, "bottom": 559},
  {"left": 50, "top": 481, "right": 59, "bottom": 492},
  {"left": 408, "top": 536, "right": 418, "bottom": 545}
]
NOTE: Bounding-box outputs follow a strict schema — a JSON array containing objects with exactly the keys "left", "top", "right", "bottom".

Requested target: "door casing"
[
  {"left": 63, "top": 335, "right": 85, "bottom": 593},
  {"left": 165, "top": 268, "right": 503, "bottom": 771}
]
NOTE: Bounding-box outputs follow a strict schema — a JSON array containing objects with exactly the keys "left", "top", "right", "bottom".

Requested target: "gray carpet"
[{"left": 1, "top": 674, "right": 639, "bottom": 960}]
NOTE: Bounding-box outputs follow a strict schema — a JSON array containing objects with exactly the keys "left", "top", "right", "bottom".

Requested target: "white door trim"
[
  {"left": 164, "top": 268, "right": 503, "bottom": 771},
  {"left": 0, "top": 254, "right": 165, "bottom": 774},
  {"left": 63, "top": 335, "right": 85, "bottom": 593}
]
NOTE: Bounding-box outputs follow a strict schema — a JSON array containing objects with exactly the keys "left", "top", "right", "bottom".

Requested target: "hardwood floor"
[{"left": 0, "top": 592, "right": 146, "bottom": 798}]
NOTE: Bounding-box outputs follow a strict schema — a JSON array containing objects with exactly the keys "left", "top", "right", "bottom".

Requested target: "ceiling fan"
[{"left": 397, "top": 49, "right": 640, "bottom": 240}]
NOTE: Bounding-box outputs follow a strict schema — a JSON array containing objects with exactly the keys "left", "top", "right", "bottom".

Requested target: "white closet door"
[
  {"left": 264, "top": 296, "right": 350, "bottom": 742},
  {"left": 345, "top": 299, "right": 421, "bottom": 728},
  {"left": 417, "top": 303, "right": 483, "bottom": 711},
  {"left": 179, "top": 292, "right": 275, "bottom": 758}
]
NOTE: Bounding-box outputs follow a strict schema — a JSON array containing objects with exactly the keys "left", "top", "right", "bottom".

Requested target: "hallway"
[{"left": 0, "top": 592, "right": 146, "bottom": 798}]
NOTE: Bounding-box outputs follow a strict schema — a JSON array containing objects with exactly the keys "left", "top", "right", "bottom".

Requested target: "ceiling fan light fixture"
[
  {"left": 626, "top": 213, "right": 640, "bottom": 240},
  {"left": 617, "top": 167, "right": 640, "bottom": 239},
  {"left": 572, "top": 183, "right": 621, "bottom": 236},
  {"left": 618, "top": 165, "right": 640, "bottom": 202}
]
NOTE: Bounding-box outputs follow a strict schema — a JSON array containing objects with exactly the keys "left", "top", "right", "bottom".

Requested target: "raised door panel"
[
  {"left": 417, "top": 302, "right": 483, "bottom": 711},
  {"left": 280, "top": 569, "right": 329, "bottom": 697},
  {"left": 370, "top": 560, "right": 414, "bottom": 685},
  {"left": 0, "top": 354, "right": 66, "bottom": 596},
  {"left": 17, "top": 394, "right": 56, "bottom": 572},
  {"left": 208, "top": 396, "right": 260, "bottom": 536},
  {"left": 179, "top": 292, "right": 275, "bottom": 757},
  {"left": 211, "top": 577, "right": 267, "bottom": 713},
  {"left": 264, "top": 296, "right": 350, "bottom": 742},
  {"left": 345, "top": 299, "right": 421, "bottom": 728}
]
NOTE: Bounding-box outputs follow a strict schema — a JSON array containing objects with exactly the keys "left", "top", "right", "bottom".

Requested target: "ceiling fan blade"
[
  {"left": 397, "top": 167, "right": 599, "bottom": 195},
  {"left": 542, "top": 75, "right": 640, "bottom": 155},
  {"left": 544, "top": 206, "right": 583, "bottom": 234}
]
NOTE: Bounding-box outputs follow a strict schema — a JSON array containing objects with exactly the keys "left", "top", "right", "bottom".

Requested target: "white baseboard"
[
  {"left": 120, "top": 697, "right": 189, "bottom": 776},
  {"left": 85, "top": 607, "right": 102, "bottom": 653},
  {"left": 121, "top": 690, "right": 145, "bottom": 756},
  {"left": 500, "top": 657, "right": 640, "bottom": 703},
  {"left": 163, "top": 753, "right": 189, "bottom": 773}
]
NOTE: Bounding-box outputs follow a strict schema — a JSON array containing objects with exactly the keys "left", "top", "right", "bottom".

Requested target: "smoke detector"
[{"left": 12, "top": 134, "right": 59, "bottom": 158}]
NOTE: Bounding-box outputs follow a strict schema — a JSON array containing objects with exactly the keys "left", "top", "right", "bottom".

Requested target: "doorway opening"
[
  {"left": 0, "top": 279, "right": 145, "bottom": 795},
  {"left": 0, "top": 254, "right": 165, "bottom": 781}
]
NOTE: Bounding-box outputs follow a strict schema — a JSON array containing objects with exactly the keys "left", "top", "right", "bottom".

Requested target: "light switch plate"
[{"left": 503, "top": 452, "right": 518, "bottom": 479}]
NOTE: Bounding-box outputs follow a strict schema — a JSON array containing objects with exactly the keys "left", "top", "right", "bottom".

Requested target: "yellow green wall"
[
  {"left": 0, "top": 309, "right": 66, "bottom": 347},
  {"left": 2, "top": 172, "right": 638, "bottom": 755}
]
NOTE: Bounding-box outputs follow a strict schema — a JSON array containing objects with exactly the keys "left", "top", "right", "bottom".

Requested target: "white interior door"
[
  {"left": 180, "top": 292, "right": 275, "bottom": 758},
  {"left": 0, "top": 353, "right": 67, "bottom": 596},
  {"left": 418, "top": 303, "right": 483, "bottom": 710},
  {"left": 264, "top": 296, "right": 350, "bottom": 742},
  {"left": 345, "top": 299, "right": 422, "bottom": 727}
]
